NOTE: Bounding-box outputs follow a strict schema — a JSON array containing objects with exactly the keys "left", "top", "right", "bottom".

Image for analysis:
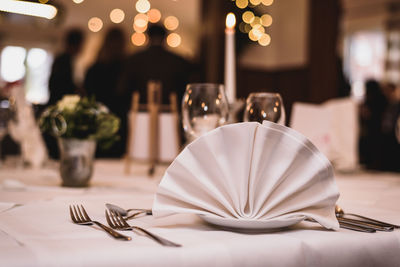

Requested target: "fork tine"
[
  {"left": 80, "top": 205, "right": 91, "bottom": 221},
  {"left": 110, "top": 210, "right": 122, "bottom": 227},
  {"left": 73, "top": 205, "right": 82, "bottom": 222},
  {"left": 76, "top": 205, "right": 86, "bottom": 221},
  {"left": 69, "top": 205, "right": 77, "bottom": 223},
  {"left": 105, "top": 210, "right": 115, "bottom": 228},
  {"left": 116, "top": 211, "right": 130, "bottom": 227}
]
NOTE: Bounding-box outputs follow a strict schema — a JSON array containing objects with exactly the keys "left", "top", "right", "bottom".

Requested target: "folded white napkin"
[{"left": 152, "top": 121, "right": 340, "bottom": 230}]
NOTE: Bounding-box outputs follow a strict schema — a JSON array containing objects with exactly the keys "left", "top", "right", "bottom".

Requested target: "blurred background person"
[
  {"left": 118, "top": 24, "right": 194, "bottom": 110},
  {"left": 380, "top": 82, "right": 400, "bottom": 172},
  {"left": 44, "top": 28, "right": 85, "bottom": 158},
  {"left": 358, "top": 79, "right": 387, "bottom": 170},
  {"left": 48, "top": 28, "right": 85, "bottom": 106},
  {"left": 84, "top": 27, "right": 127, "bottom": 157}
]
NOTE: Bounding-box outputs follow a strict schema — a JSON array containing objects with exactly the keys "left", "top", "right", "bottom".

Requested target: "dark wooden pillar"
[
  {"left": 199, "top": 0, "right": 229, "bottom": 83},
  {"left": 307, "top": 0, "right": 341, "bottom": 103}
]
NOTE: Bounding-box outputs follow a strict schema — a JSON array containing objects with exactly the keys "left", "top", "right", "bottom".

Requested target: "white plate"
[{"left": 200, "top": 215, "right": 304, "bottom": 231}]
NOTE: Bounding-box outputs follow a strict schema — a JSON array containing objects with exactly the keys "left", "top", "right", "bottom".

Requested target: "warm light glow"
[
  {"left": 244, "top": 23, "right": 252, "bottom": 33},
  {"left": 166, "top": 33, "right": 181, "bottom": 47},
  {"left": 134, "top": 13, "right": 148, "bottom": 28},
  {"left": 249, "top": 0, "right": 262, "bottom": 5},
  {"left": 133, "top": 23, "right": 147, "bottom": 33},
  {"left": 0, "top": 0, "right": 57, "bottom": 19},
  {"left": 250, "top": 16, "right": 261, "bottom": 27},
  {"left": 147, "top": 8, "right": 161, "bottom": 23},
  {"left": 39, "top": 0, "right": 49, "bottom": 3},
  {"left": 226, "top": 13, "right": 236, "bottom": 29},
  {"left": 88, "top": 17, "right": 103, "bottom": 32},
  {"left": 236, "top": 0, "right": 248, "bottom": 9},
  {"left": 258, "top": 33, "right": 271, "bottom": 46},
  {"left": 73, "top": 0, "right": 84, "bottom": 3},
  {"left": 110, "top": 8, "right": 125, "bottom": 24},
  {"left": 136, "top": 0, "right": 150, "bottom": 14},
  {"left": 164, "top": 16, "right": 179, "bottom": 31},
  {"left": 242, "top": 11, "right": 254, "bottom": 24},
  {"left": 131, "top": 32, "right": 147, "bottom": 46},
  {"left": 0, "top": 46, "right": 26, "bottom": 82},
  {"left": 248, "top": 29, "right": 258, "bottom": 41},
  {"left": 261, "top": 0, "right": 273, "bottom": 6},
  {"left": 251, "top": 25, "right": 264, "bottom": 40},
  {"left": 261, "top": 14, "right": 272, "bottom": 27}
]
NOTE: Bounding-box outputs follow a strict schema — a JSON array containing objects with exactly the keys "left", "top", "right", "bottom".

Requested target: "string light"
[
  {"left": 167, "top": 33, "right": 181, "bottom": 47},
  {"left": 164, "top": 16, "right": 179, "bottom": 31},
  {"left": 110, "top": 8, "right": 125, "bottom": 24},
  {"left": 88, "top": 17, "right": 103, "bottom": 32},
  {"left": 131, "top": 32, "right": 147, "bottom": 46},
  {"left": 136, "top": 0, "right": 150, "bottom": 14},
  {"left": 147, "top": 8, "right": 161, "bottom": 23}
]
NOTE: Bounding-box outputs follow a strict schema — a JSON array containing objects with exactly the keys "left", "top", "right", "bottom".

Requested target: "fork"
[
  {"left": 69, "top": 205, "right": 131, "bottom": 240},
  {"left": 105, "top": 210, "right": 181, "bottom": 247}
]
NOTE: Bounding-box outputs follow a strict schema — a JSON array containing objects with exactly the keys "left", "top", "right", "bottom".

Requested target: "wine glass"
[
  {"left": 243, "top": 92, "right": 286, "bottom": 125},
  {"left": 182, "top": 83, "right": 229, "bottom": 142}
]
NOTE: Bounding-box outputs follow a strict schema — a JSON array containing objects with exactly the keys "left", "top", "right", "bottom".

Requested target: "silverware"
[
  {"left": 105, "top": 203, "right": 152, "bottom": 220},
  {"left": 337, "top": 217, "right": 393, "bottom": 232},
  {"left": 338, "top": 220, "right": 376, "bottom": 233},
  {"left": 336, "top": 205, "right": 400, "bottom": 229},
  {"left": 105, "top": 210, "right": 181, "bottom": 247},
  {"left": 69, "top": 205, "right": 131, "bottom": 241},
  {"left": 306, "top": 218, "right": 376, "bottom": 233}
]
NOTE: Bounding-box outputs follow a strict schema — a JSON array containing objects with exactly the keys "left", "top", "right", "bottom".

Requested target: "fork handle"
[
  {"left": 132, "top": 226, "right": 181, "bottom": 247},
  {"left": 93, "top": 221, "right": 131, "bottom": 241}
]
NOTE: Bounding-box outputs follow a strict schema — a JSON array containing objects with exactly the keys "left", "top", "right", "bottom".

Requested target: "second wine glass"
[
  {"left": 182, "top": 83, "right": 229, "bottom": 142},
  {"left": 243, "top": 92, "right": 286, "bottom": 125}
]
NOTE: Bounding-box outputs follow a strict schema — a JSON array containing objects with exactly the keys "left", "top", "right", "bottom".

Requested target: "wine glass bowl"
[
  {"left": 243, "top": 92, "right": 285, "bottom": 125},
  {"left": 182, "top": 83, "right": 229, "bottom": 141}
]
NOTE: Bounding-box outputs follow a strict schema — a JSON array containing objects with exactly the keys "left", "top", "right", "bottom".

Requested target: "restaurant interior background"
[{"left": 0, "top": 0, "right": 399, "bottom": 167}]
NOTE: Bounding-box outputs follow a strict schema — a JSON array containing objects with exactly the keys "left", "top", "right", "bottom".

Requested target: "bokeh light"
[
  {"left": 134, "top": 13, "right": 148, "bottom": 28},
  {"left": 131, "top": 32, "right": 147, "bottom": 46},
  {"left": 258, "top": 33, "right": 271, "bottom": 46},
  {"left": 261, "top": 0, "right": 273, "bottom": 6},
  {"left": 242, "top": 11, "right": 255, "bottom": 24},
  {"left": 136, "top": 0, "right": 150, "bottom": 14},
  {"left": 147, "top": 8, "right": 161, "bottom": 23},
  {"left": 261, "top": 14, "right": 272, "bottom": 27},
  {"left": 38, "top": 0, "right": 49, "bottom": 3},
  {"left": 166, "top": 33, "right": 181, "bottom": 47},
  {"left": 250, "top": 16, "right": 261, "bottom": 27},
  {"left": 88, "top": 17, "right": 103, "bottom": 32},
  {"left": 236, "top": 0, "right": 248, "bottom": 9},
  {"left": 249, "top": 0, "right": 262, "bottom": 5},
  {"left": 164, "top": 16, "right": 179, "bottom": 31},
  {"left": 133, "top": 23, "right": 147, "bottom": 33},
  {"left": 239, "top": 22, "right": 247, "bottom": 33},
  {"left": 110, "top": 8, "right": 125, "bottom": 24},
  {"left": 72, "top": 0, "right": 84, "bottom": 3},
  {"left": 248, "top": 29, "right": 259, "bottom": 41}
]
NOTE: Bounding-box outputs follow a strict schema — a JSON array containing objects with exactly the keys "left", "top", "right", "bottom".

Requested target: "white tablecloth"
[{"left": 0, "top": 160, "right": 399, "bottom": 267}]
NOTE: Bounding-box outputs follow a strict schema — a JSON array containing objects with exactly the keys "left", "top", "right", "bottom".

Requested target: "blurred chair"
[
  {"left": 125, "top": 81, "right": 181, "bottom": 176},
  {"left": 290, "top": 97, "right": 359, "bottom": 172}
]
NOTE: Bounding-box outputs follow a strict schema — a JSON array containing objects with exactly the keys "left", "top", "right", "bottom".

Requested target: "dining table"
[{"left": 0, "top": 159, "right": 399, "bottom": 267}]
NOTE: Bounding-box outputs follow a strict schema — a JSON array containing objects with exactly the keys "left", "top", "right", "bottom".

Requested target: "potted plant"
[{"left": 39, "top": 95, "right": 120, "bottom": 187}]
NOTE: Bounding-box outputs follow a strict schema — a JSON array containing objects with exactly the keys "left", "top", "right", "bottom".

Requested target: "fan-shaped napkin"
[{"left": 152, "top": 121, "right": 340, "bottom": 230}]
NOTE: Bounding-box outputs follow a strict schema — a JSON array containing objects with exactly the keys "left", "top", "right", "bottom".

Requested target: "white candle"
[{"left": 224, "top": 12, "right": 236, "bottom": 104}]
